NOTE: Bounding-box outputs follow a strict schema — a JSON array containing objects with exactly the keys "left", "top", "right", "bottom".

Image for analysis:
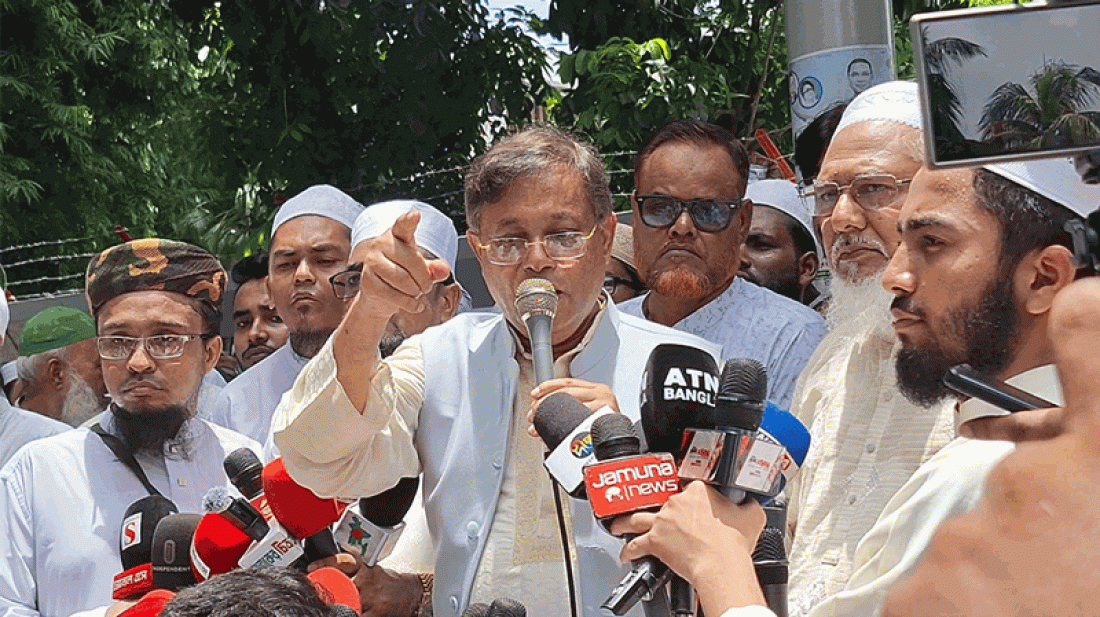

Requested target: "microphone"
[
  {"left": 224, "top": 447, "right": 274, "bottom": 522},
  {"left": 333, "top": 476, "right": 420, "bottom": 566},
  {"left": 486, "top": 598, "right": 527, "bottom": 617},
  {"left": 462, "top": 603, "right": 491, "bottom": 617},
  {"left": 202, "top": 486, "right": 270, "bottom": 542},
  {"left": 585, "top": 414, "right": 679, "bottom": 616},
  {"left": 639, "top": 343, "right": 720, "bottom": 458},
  {"left": 753, "top": 508, "right": 788, "bottom": 617},
  {"left": 116, "top": 589, "right": 176, "bottom": 617},
  {"left": 262, "top": 458, "right": 345, "bottom": 563},
  {"left": 758, "top": 402, "right": 811, "bottom": 494},
  {"left": 515, "top": 278, "right": 557, "bottom": 384},
  {"left": 113, "top": 496, "right": 179, "bottom": 600},
  {"left": 308, "top": 566, "right": 362, "bottom": 615},
  {"left": 534, "top": 391, "right": 616, "bottom": 498},
  {"left": 150, "top": 513, "right": 201, "bottom": 592},
  {"left": 189, "top": 511, "right": 260, "bottom": 581}
]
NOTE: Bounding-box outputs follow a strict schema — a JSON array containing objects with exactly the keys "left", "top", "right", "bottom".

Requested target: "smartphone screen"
[{"left": 912, "top": 1, "right": 1100, "bottom": 168}]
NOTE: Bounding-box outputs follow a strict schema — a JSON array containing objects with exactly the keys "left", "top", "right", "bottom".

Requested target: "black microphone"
[
  {"left": 487, "top": 598, "right": 527, "bottom": 617},
  {"left": 588, "top": 414, "right": 677, "bottom": 616},
  {"left": 534, "top": 391, "right": 616, "bottom": 498},
  {"left": 333, "top": 476, "right": 420, "bottom": 566},
  {"left": 224, "top": 447, "right": 276, "bottom": 523},
  {"left": 753, "top": 506, "right": 788, "bottom": 617},
  {"left": 112, "top": 496, "right": 179, "bottom": 600},
  {"left": 202, "top": 486, "right": 270, "bottom": 542},
  {"left": 945, "top": 363, "right": 1056, "bottom": 413},
  {"left": 462, "top": 603, "right": 491, "bottom": 617},
  {"left": 515, "top": 278, "right": 557, "bottom": 384},
  {"left": 150, "top": 513, "right": 201, "bottom": 592}
]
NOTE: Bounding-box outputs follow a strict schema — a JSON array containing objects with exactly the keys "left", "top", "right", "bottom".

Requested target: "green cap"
[{"left": 19, "top": 306, "right": 96, "bottom": 357}]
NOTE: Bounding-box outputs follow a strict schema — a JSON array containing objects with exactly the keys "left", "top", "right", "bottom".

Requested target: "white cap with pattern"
[
  {"left": 835, "top": 80, "right": 922, "bottom": 136},
  {"left": 983, "top": 157, "right": 1100, "bottom": 219},
  {"left": 351, "top": 200, "right": 459, "bottom": 271},
  {"left": 271, "top": 185, "right": 365, "bottom": 237}
]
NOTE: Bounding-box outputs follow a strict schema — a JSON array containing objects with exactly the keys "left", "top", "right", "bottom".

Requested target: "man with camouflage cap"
[{"left": 0, "top": 238, "right": 260, "bottom": 617}]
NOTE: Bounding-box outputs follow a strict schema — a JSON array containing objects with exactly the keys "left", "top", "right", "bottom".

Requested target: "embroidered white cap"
[
  {"left": 352, "top": 200, "right": 459, "bottom": 270},
  {"left": 983, "top": 157, "right": 1100, "bottom": 219},
  {"left": 835, "top": 80, "right": 922, "bottom": 135},
  {"left": 271, "top": 185, "right": 365, "bottom": 237}
]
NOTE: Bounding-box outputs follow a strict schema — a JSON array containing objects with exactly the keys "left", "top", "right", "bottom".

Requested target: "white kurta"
[
  {"left": 209, "top": 344, "right": 308, "bottom": 444},
  {"left": 0, "top": 399, "right": 68, "bottom": 468},
  {"left": 0, "top": 411, "right": 260, "bottom": 617},
  {"left": 785, "top": 327, "right": 955, "bottom": 617},
  {"left": 617, "top": 277, "right": 827, "bottom": 409},
  {"left": 803, "top": 364, "right": 1059, "bottom": 617}
]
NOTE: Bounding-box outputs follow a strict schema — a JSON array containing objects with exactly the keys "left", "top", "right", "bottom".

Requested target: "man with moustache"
[
  {"left": 210, "top": 185, "right": 363, "bottom": 444},
  {"left": 739, "top": 179, "right": 823, "bottom": 307},
  {"left": 271, "top": 126, "right": 721, "bottom": 617},
  {"left": 15, "top": 307, "right": 108, "bottom": 427},
  {"left": 620, "top": 120, "right": 827, "bottom": 408},
  {"left": 610, "top": 157, "right": 1100, "bottom": 617},
  {"left": 229, "top": 253, "right": 289, "bottom": 373},
  {"left": 0, "top": 239, "right": 260, "bottom": 616},
  {"left": 785, "top": 82, "right": 957, "bottom": 616}
]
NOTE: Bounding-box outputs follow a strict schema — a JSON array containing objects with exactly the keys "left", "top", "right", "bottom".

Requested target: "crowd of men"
[{"left": 0, "top": 77, "right": 1098, "bottom": 617}]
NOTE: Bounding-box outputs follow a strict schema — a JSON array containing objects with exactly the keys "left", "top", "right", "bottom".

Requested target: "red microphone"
[
  {"left": 582, "top": 415, "right": 679, "bottom": 523},
  {"left": 116, "top": 589, "right": 176, "bottom": 617},
  {"left": 262, "top": 458, "right": 346, "bottom": 561},
  {"left": 308, "top": 566, "right": 362, "bottom": 615},
  {"left": 189, "top": 512, "right": 254, "bottom": 582}
]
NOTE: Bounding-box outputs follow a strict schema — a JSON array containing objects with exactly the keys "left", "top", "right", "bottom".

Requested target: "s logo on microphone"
[{"left": 121, "top": 513, "right": 142, "bottom": 550}]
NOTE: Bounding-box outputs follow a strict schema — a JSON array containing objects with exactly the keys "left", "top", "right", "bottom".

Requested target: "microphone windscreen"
[
  {"left": 201, "top": 486, "right": 232, "bottom": 513},
  {"left": 308, "top": 566, "right": 362, "bottom": 615},
  {"left": 590, "top": 413, "right": 639, "bottom": 461},
  {"left": 639, "top": 344, "right": 720, "bottom": 456},
  {"left": 514, "top": 278, "right": 557, "bottom": 319},
  {"left": 488, "top": 598, "right": 527, "bottom": 617},
  {"left": 359, "top": 476, "right": 419, "bottom": 528},
  {"left": 151, "top": 513, "right": 201, "bottom": 591},
  {"left": 117, "top": 589, "right": 176, "bottom": 617},
  {"left": 224, "top": 447, "right": 264, "bottom": 499},
  {"left": 715, "top": 358, "right": 767, "bottom": 431},
  {"left": 752, "top": 525, "right": 786, "bottom": 562},
  {"left": 120, "top": 496, "right": 179, "bottom": 570},
  {"left": 263, "top": 458, "right": 344, "bottom": 538},
  {"left": 533, "top": 392, "right": 592, "bottom": 450},
  {"left": 760, "top": 402, "right": 811, "bottom": 468},
  {"left": 462, "top": 603, "right": 491, "bottom": 617},
  {"left": 190, "top": 512, "right": 253, "bottom": 581},
  {"left": 331, "top": 606, "right": 360, "bottom": 617}
]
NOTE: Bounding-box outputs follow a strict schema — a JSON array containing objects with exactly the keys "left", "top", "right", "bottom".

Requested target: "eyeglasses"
[
  {"left": 634, "top": 194, "right": 746, "bottom": 233},
  {"left": 802, "top": 174, "right": 912, "bottom": 217},
  {"left": 603, "top": 273, "right": 646, "bottom": 297},
  {"left": 330, "top": 262, "right": 456, "bottom": 300},
  {"left": 330, "top": 263, "right": 363, "bottom": 300},
  {"left": 96, "top": 335, "right": 206, "bottom": 361},
  {"left": 474, "top": 226, "right": 598, "bottom": 266}
]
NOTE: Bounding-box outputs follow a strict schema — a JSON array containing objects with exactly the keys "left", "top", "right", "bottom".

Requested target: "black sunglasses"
[{"left": 635, "top": 194, "right": 746, "bottom": 233}]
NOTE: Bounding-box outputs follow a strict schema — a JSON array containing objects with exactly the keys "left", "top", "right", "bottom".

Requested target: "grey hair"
[
  {"left": 463, "top": 125, "right": 612, "bottom": 230},
  {"left": 16, "top": 350, "right": 63, "bottom": 384}
]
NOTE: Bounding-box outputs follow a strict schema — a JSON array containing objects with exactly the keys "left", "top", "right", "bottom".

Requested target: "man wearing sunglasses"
[
  {"left": 210, "top": 185, "right": 364, "bottom": 445},
  {"left": 270, "top": 126, "right": 720, "bottom": 617},
  {"left": 785, "top": 82, "right": 957, "bottom": 616},
  {"left": 0, "top": 239, "right": 260, "bottom": 616},
  {"left": 620, "top": 119, "right": 827, "bottom": 409}
]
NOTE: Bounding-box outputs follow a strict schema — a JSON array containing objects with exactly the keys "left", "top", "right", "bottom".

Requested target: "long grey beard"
[
  {"left": 825, "top": 271, "right": 894, "bottom": 341},
  {"left": 59, "top": 374, "right": 106, "bottom": 427}
]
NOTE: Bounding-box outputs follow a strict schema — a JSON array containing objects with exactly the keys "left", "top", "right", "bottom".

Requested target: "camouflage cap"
[
  {"left": 85, "top": 239, "right": 227, "bottom": 315},
  {"left": 19, "top": 306, "right": 96, "bottom": 356}
]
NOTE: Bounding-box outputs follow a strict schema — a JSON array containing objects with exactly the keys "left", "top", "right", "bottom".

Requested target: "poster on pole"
[{"left": 789, "top": 45, "right": 894, "bottom": 138}]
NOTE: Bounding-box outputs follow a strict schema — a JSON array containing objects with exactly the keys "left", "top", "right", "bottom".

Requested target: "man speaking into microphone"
[{"left": 272, "top": 126, "right": 720, "bottom": 617}]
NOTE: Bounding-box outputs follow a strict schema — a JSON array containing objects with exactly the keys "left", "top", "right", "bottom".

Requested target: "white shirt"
[
  {"left": 194, "top": 369, "right": 227, "bottom": 421},
  {"left": 210, "top": 344, "right": 308, "bottom": 443},
  {"left": 801, "top": 365, "right": 1060, "bottom": 616},
  {"left": 0, "top": 399, "right": 68, "bottom": 468},
  {"left": 786, "top": 327, "right": 955, "bottom": 617},
  {"left": 618, "top": 277, "right": 827, "bottom": 409},
  {"left": 0, "top": 411, "right": 260, "bottom": 617}
]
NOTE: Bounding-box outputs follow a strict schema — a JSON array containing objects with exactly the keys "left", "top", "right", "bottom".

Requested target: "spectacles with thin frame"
[
  {"left": 634, "top": 194, "right": 746, "bottom": 233},
  {"left": 96, "top": 334, "right": 207, "bottom": 361},
  {"left": 473, "top": 225, "right": 599, "bottom": 266},
  {"left": 802, "top": 174, "right": 912, "bottom": 217},
  {"left": 330, "top": 262, "right": 456, "bottom": 299}
]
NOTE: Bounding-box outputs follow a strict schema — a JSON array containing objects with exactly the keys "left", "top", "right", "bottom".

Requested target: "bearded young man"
[{"left": 0, "top": 239, "right": 260, "bottom": 617}]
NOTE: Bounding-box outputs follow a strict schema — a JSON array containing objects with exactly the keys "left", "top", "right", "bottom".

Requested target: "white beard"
[
  {"left": 825, "top": 270, "right": 895, "bottom": 341},
  {"left": 60, "top": 374, "right": 105, "bottom": 427}
]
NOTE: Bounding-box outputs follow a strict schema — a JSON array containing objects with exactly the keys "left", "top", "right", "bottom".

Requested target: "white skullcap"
[
  {"left": 271, "top": 185, "right": 365, "bottom": 237},
  {"left": 983, "top": 157, "right": 1100, "bottom": 219},
  {"left": 0, "top": 290, "right": 8, "bottom": 344},
  {"left": 1, "top": 361, "right": 17, "bottom": 386},
  {"left": 835, "top": 80, "right": 922, "bottom": 136},
  {"left": 746, "top": 179, "right": 822, "bottom": 257},
  {"left": 351, "top": 200, "right": 459, "bottom": 270}
]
